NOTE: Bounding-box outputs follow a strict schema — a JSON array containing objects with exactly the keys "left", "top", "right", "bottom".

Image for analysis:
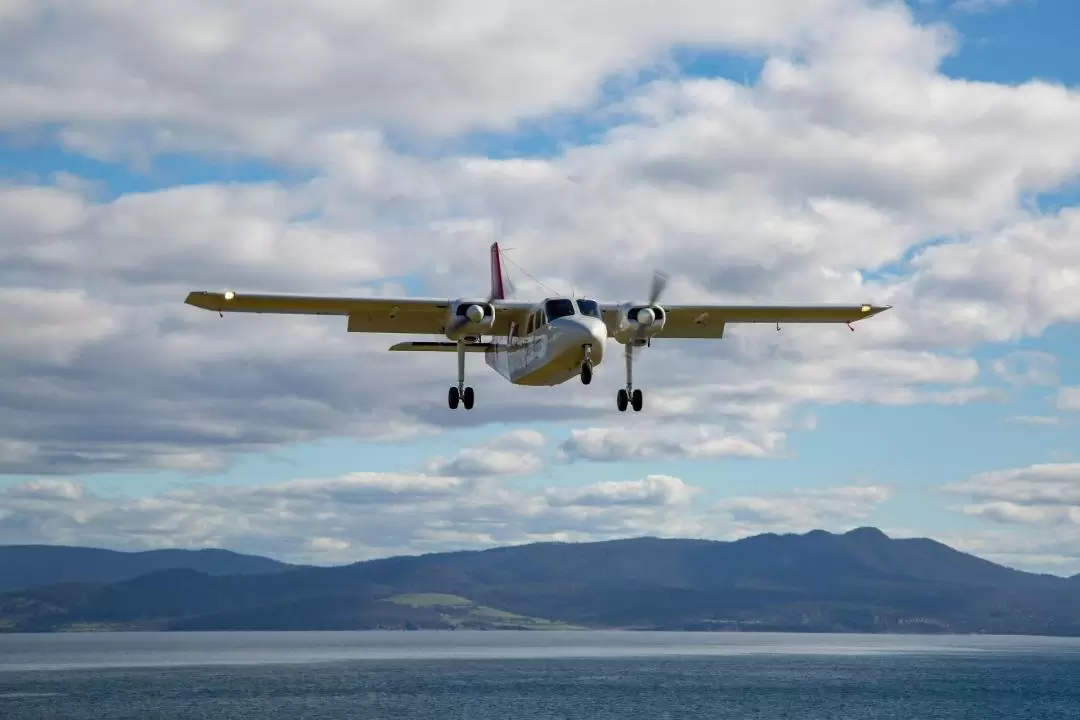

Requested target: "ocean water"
[{"left": 2, "top": 631, "right": 1079, "bottom": 719}]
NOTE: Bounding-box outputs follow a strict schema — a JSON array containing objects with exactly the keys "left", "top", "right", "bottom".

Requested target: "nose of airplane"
[{"left": 573, "top": 315, "right": 607, "bottom": 363}]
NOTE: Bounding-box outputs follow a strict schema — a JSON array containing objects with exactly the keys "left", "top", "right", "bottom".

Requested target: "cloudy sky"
[{"left": 2, "top": 0, "right": 1078, "bottom": 574}]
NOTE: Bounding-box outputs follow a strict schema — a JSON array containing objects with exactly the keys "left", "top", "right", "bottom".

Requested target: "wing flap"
[{"left": 388, "top": 341, "right": 493, "bottom": 352}]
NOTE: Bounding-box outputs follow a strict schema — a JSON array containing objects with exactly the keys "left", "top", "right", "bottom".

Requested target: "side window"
[{"left": 526, "top": 315, "right": 534, "bottom": 335}]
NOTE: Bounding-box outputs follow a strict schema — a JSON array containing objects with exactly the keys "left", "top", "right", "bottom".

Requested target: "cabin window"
[
  {"left": 544, "top": 298, "right": 576, "bottom": 320},
  {"left": 576, "top": 299, "right": 601, "bottom": 319},
  {"left": 526, "top": 314, "right": 534, "bottom": 334}
]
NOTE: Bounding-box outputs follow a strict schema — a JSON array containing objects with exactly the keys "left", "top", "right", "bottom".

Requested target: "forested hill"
[
  {"left": 0, "top": 544, "right": 297, "bottom": 593},
  {"left": 2, "top": 529, "right": 1078, "bottom": 635}
]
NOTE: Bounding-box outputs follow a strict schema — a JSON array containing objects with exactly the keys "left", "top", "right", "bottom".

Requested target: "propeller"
[
  {"left": 446, "top": 296, "right": 493, "bottom": 336},
  {"left": 630, "top": 269, "right": 669, "bottom": 354}
]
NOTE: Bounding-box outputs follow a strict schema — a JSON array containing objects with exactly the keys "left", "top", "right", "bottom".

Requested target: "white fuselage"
[{"left": 484, "top": 300, "right": 608, "bottom": 386}]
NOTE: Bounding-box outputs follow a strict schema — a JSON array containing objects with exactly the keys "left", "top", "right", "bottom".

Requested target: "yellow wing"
[
  {"left": 184, "top": 291, "right": 535, "bottom": 335},
  {"left": 601, "top": 303, "right": 890, "bottom": 339},
  {"left": 660, "top": 304, "right": 890, "bottom": 338},
  {"left": 185, "top": 291, "right": 449, "bottom": 334}
]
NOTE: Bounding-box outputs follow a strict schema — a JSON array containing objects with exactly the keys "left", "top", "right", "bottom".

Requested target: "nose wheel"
[
  {"left": 580, "top": 344, "right": 595, "bottom": 385},
  {"left": 616, "top": 344, "right": 643, "bottom": 412},
  {"left": 448, "top": 341, "right": 475, "bottom": 410}
]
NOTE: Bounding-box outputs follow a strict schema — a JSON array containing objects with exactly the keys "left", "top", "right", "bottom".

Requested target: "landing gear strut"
[
  {"left": 617, "top": 343, "right": 643, "bottom": 412},
  {"left": 448, "top": 341, "right": 475, "bottom": 410}
]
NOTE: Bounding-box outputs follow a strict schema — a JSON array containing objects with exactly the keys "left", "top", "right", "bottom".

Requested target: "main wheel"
[
  {"left": 617, "top": 388, "right": 628, "bottom": 412},
  {"left": 581, "top": 362, "right": 593, "bottom": 385},
  {"left": 448, "top": 386, "right": 460, "bottom": 409},
  {"left": 631, "top": 388, "right": 643, "bottom": 412},
  {"left": 462, "top": 386, "right": 475, "bottom": 410}
]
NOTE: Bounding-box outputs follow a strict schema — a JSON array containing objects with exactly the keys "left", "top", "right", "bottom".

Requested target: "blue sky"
[{"left": 1, "top": 0, "right": 1078, "bottom": 572}]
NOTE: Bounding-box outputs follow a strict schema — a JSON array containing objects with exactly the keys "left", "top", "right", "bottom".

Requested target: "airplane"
[{"left": 185, "top": 242, "right": 891, "bottom": 412}]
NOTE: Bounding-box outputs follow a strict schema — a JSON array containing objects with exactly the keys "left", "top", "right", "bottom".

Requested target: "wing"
[
  {"left": 185, "top": 291, "right": 449, "bottom": 334},
  {"left": 185, "top": 291, "right": 536, "bottom": 336},
  {"left": 601, "top": 303, "right": 890, "bottom": 339}
]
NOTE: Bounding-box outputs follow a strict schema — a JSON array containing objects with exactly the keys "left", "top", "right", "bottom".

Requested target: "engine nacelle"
[
  {"left": 612, "top": 303, "right": 666, "bottom": 346},
  {"left": 444, "top": 299, "right": 496, "bottom": 341}
]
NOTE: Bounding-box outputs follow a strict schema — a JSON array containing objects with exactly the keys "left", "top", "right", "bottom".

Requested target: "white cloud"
[
  {"left": 0, "top": 0, "right": 864, "bottom": 151},
  {"left": 426, "top": 429, "right": 546, "bottom": 477},
  {"left": 990, "top": 350, "right": 1058, "bottom": 386},
  {"left": 944, "top": 463, "right": 1080, "bottom": 506},
  {"left": 717, "top": 484, "right": 892, "bottom": 531},
  {"left": 0, "top": 471, "right": 894, "bottom": 566},
  {"left": 0, "top": 0, "right": 1077, "bottom": 511},
  {"left": 555, "top": 424, "right": 784, "bottom": 463},
  {"left": 934, "top": 527, "right": 1080, "bottom": 576},
  {"left": 546, "top": 474, "right": 698, "bottom": 507},
  {"left": 940, "top": 463, "right": 1080, "bottom": 570},
  {"left": 1057, "top": 387, "right": 1080, "bottom": 412}
]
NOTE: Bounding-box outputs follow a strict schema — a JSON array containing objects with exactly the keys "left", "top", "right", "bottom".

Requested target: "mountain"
[
  {"left": 2, "top": 529, "right": 1079, "bottom": 635},
  {"left": 0, "top": 544, "right": 297, "bottom": 593}
]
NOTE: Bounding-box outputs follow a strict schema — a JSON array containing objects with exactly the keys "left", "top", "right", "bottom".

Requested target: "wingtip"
[{"left": 185, "top": 290, "right": 226, "bottom": 311}]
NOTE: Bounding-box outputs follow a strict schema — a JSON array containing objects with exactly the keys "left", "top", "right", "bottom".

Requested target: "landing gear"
[
  {"left": 448, "top": 341, "right": 475, "bottom": 410},
  {"left": 448, "top": 386, "right": 475, "bottom": 410},
  {"left": 616, "top": 388, "right": 643, "bottom": 412},
  {"left": 617, "top": 344, "right": 644, "bottom": 412},
  {"left": 580, "top": 345, "right": 594, "bottom": 385}
]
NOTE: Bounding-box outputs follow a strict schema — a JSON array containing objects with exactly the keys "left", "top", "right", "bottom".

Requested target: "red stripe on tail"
[{"left": 489, "top": 242, "right": 505, "bottom": 300}]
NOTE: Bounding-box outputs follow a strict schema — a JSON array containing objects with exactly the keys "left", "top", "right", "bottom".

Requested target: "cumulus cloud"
[
  {"left": 546, "top": 475, "right": 698, "bottom": 507},
  {"left": 0, "top": 0, "right": 1077, "bottom": 503},
  {"left": 944, "top": 463, "right": 1080, "bottom": 507},
  {"left": 0, "top": 0, "right": 860, "bottom": 149},
  {"left": 555, "top": 424, "right": 784, "bottom": 463},
  {"left": 425, "top": 429, "right": 546, "bottom": 477},
  {"left": 717, "top": 485, "right": 892, "bottom": 531},
  {"left": 940, "top": 463, "right": 1080, "bottom": 570},
  {"left": 0, "top": 471, "right": 897, "bottom": 566}
]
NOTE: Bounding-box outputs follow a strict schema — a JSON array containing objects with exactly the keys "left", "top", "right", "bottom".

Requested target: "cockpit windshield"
[
  {"left": 544, "top": 298, "right": 577, "bottom": 320},
  {"left": 576, "top": 299, "right": 602, "bottom": 318}
]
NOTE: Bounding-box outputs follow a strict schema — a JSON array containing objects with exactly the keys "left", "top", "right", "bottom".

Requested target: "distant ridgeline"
[{"left": 2, "top": 529, "right": 1079, "bottom": 635}]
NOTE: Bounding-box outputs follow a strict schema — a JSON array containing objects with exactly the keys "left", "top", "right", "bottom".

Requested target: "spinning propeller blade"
[
  {"left": 631, "top": 269, "right": 669, "bottom": 354},
  {"left": 648, "top": 270, "right": 668, "bottom": 306}
]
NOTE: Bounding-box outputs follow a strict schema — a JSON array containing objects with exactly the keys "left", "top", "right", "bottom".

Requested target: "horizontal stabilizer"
[{"left": 388, "top": 341, "right": 493, "bottom": 353}]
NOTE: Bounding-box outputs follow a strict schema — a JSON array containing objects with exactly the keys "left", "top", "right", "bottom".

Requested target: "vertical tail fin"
[{"left": 489, "top": 241, "right": 507, "bottom": 300}]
